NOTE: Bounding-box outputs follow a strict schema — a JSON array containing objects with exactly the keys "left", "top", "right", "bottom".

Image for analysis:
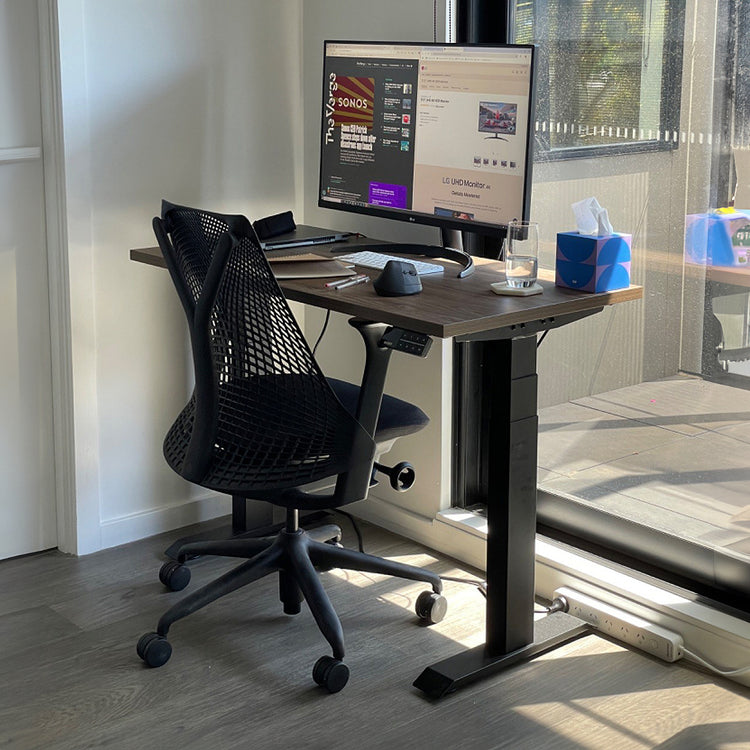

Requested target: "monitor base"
[{"left": 364, "top": 243, "right": 474, "bottom": 278}]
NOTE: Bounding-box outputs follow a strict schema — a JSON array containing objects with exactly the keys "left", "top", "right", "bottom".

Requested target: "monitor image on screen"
[
  {"left": 319, "top": 41, "right": 535, "bottom": 238},
  {"left": 478, "top": 101, "right": 517, "bottom": 140}
]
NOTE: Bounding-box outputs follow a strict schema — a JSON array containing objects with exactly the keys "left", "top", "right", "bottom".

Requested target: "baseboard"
[
  {"left": 350, "top": 496, "right": 487, "bottom": 571},
  {"left": 98, "top": 492, "right": 239, "bottom": 551}
]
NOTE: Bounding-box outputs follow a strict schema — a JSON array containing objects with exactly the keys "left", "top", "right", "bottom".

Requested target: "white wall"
[
  {"left": 57, "top": 0, "right": 304, "bottom": 552},
  {"left": 55, "top": 0, "right": 445, "bottom": 554}
]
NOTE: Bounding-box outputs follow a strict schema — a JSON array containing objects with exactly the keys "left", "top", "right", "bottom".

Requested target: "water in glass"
[
  {"left": 506, "top": 220, "right": 539, "bottom": 288},
  {"left": 506, "top": 255, "right": 538, "bottom": 288}
]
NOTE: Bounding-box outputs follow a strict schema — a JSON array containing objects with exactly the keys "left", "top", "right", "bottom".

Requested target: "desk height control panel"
[{"left": 379, "top": 327, "right": 432, "bottom": 357}]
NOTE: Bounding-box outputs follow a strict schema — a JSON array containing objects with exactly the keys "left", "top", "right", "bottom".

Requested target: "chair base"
[
  {"left": 138, "top": 523, "right": 445, "bottom": 690},
  {"left": 163, "top": 507, "right": 333, "bottom": 559}
]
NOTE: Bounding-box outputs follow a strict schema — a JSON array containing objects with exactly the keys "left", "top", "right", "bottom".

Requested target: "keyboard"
[{"left": 336, "top": 250, "right": 444, "bottom": 276}]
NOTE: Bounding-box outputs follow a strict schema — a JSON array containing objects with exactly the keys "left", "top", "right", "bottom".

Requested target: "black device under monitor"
[
  {"left": 253, "top": 210, "right": 296, "bottom": 240},
  {"left": 318, "top": 40, "right": 535, "bottom": 261},
  {"left": 253, "top": 210, "right": 352, "bottom": 250},
  {"left": 259, "top": 225, "right": 351, "bottom": 251}
]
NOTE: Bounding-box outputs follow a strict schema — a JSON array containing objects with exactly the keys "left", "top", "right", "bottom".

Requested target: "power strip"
[{"left": 554, "top": 586, "right": 684, "bottom": 663}]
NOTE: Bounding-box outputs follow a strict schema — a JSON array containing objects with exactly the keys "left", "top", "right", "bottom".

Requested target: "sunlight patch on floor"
[{"left": 514, "top": 651, "right": 750, "bottom": 748}]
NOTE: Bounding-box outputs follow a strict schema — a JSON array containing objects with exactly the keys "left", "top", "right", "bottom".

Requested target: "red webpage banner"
[{"left": 330, "top": 76, "right": 375, "bottom": 128}]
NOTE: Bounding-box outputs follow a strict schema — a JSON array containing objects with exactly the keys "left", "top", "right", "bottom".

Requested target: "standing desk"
[
  {"left": 685, "top": 262, "right": 750, "bottom": 379},
  {"left": 131, "top": 243, "right": 642, "bottom": 698}
]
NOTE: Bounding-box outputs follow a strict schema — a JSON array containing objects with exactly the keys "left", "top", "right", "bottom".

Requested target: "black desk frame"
[{"left": 413, "top": 310, "right": 598, "bottom": 699}]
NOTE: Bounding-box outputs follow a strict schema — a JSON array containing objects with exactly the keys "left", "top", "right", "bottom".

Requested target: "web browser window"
[{"left": 320, "top": 42, "right": 534, "bottom": 230}]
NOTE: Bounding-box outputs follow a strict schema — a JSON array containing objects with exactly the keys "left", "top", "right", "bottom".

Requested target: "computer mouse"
[{"left": 373, "top": 260, "right": 423, "bottom": 296}]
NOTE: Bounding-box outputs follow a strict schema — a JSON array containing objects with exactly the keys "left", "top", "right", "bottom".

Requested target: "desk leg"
[
  {"left": 414, "top": 335, "right": 590, "bottom": 698},
  {"left": 701, "top": 280, "right": 726, "bottom": 378}
]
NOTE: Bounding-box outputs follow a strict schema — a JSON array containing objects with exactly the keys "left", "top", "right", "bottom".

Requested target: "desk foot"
[{"left": 413, "top": 611, "right": 590, "bottom": 699}]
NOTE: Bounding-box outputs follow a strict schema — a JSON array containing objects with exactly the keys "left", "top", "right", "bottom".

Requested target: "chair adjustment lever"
[{"left": 372, "top": 461, "right": 416, "bottom": 492}]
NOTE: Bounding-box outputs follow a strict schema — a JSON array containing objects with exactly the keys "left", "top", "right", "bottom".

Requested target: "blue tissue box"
[
  {"left": 684, "top": 210, "right": 750, "bottom": 267},
  {"left": 556, "top": 232, "right": 632, "bottom": 292}
]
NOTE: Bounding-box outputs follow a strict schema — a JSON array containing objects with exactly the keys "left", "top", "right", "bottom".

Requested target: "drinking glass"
[{"left": 505, "top": 220, "right": 539, "bottom": 289}]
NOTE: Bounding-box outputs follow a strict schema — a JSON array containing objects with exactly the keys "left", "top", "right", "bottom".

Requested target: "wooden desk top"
[
  {"left": 131, "top": 245, "right": 643, "bottom": 339},
  {"left": 710, "top": 268, "right": 750, "bottom": 286}
]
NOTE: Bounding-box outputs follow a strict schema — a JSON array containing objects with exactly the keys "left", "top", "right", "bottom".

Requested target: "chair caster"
[
  {"left": 159, "top": 560, "right": 191, "bottom": 591},
  {"left": 137, "top": 632, "right": 172, "bottom": 667},
  {"left": 415, "top": 591, "right": 448, "bottom": 624},
  {"left": 312, "top": 655, "right": 349, "bottom": 693}
]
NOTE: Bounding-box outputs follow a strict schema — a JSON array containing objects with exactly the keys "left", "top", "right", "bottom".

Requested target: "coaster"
[{"left": 490, "top": 281, "right": 543, "bottom": 296}]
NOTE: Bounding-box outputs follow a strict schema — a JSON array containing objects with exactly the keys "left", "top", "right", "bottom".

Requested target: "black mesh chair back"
[
  {"left": 154, "top": 201, "right": 375, "bottom": 508},
  {"left": 138, "top": 202, "right": 444, "bottom": 693}
]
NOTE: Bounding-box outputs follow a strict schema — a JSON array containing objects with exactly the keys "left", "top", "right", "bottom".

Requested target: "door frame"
[{"left": 37, "top": 0, "right": 77, "bottom": 554}]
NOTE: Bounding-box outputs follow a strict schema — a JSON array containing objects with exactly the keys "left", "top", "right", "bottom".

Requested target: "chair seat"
[{"left": 327, "top": 378, "right": 429, "bottom": 443}]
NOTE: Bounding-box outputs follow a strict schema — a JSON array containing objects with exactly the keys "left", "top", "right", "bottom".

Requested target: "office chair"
[{"left": 137, "top": 201, "right": 446, "bottom": 692}]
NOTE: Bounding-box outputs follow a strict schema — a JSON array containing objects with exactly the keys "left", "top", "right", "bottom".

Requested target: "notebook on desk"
[{"left": 268, "top": 253, "right": 355, "bottom": 280}]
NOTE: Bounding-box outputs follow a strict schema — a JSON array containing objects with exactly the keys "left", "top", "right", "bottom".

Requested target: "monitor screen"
[{"left": 318, "top": 41, "right": 535, "bottom": 238}]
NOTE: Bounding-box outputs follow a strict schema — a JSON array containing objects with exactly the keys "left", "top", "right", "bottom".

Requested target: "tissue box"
[
  {"left": 684, "top": 210, "right": 750, "bottom": 267},
  {"left": 555, "top": 232, "right": 632, "bottom": 292}
]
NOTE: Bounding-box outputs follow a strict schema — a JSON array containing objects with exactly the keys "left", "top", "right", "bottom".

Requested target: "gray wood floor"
[
  {"left": 539, "top": 374, "right": 750, "bottom": 558},
  {"left": 1, "top": 519, "right": 749, "bottom": 749}
]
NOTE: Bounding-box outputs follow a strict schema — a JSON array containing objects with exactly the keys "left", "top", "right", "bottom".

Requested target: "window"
[
  {"left": 522, "top": 0, "right": 750, "bottom": 616},
  {"left": 445, "top": 0, "right": 750, "bottom": 620},
  {"left": 514, "top": 0, "right": 685, "bottom": 159}
]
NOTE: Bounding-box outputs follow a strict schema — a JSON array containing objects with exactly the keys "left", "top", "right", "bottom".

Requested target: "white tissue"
[{"left": 572, "top": 197, "right": 614, "bottom": 236}]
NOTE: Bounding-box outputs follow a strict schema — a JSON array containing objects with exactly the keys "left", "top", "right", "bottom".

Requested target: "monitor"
[{"left": 318, "top": 41, "right": 536, "bottom": 240}]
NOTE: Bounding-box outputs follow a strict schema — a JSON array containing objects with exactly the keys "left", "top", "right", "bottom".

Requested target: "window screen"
[{"left": 515, "top": 0, "right": 685, "bottom": 158}]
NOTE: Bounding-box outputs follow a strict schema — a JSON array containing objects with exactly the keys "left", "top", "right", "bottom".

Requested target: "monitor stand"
[{"left": 458, "top": 227, "right": 505, "bottom": 260}]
